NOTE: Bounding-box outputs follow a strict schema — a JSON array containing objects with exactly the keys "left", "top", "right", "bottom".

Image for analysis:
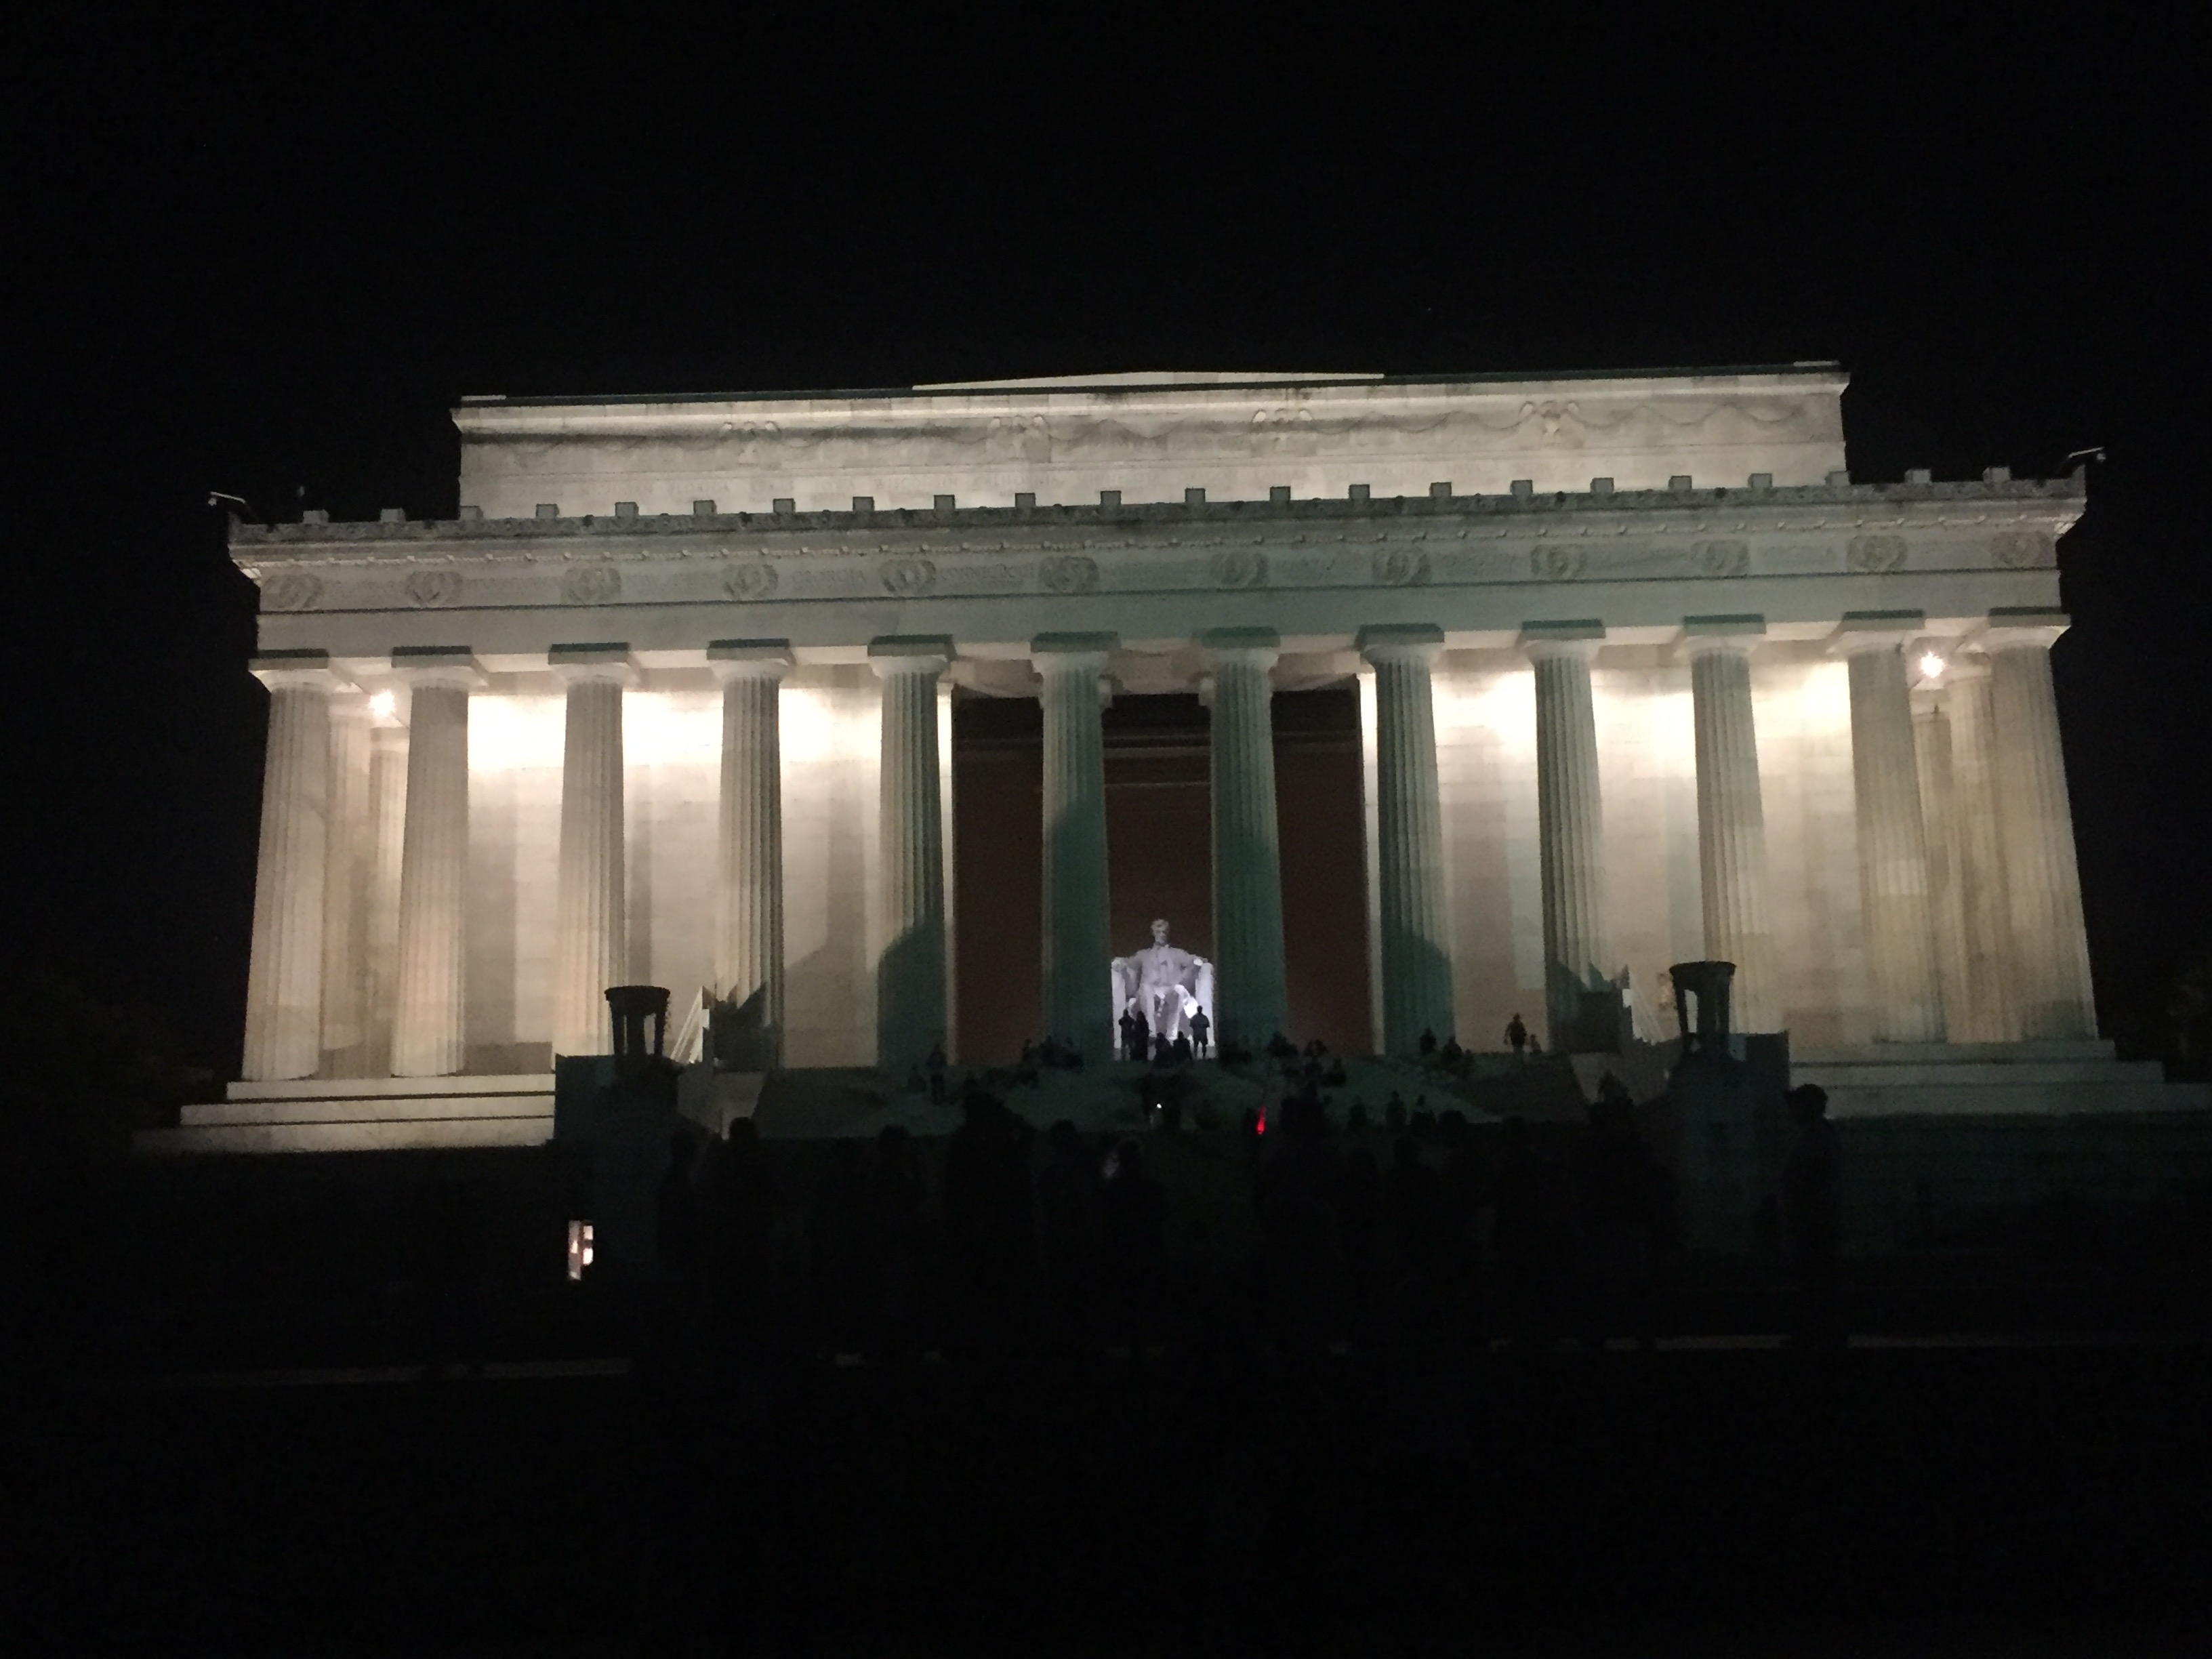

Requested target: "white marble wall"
[
  {"left": 1433, "top": 653, "right": 1872, "bottom": 1051},
  {"left": 453, "top": 670, "right": 884, "bottom": 1072}
]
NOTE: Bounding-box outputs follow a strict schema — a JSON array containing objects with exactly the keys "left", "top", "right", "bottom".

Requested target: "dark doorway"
[{"left": 952, "top": 685, "right": 1370, "bottom": 1062}]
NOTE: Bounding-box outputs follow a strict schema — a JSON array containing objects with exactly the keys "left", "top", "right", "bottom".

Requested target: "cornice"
[{"left": 232, "top": 476, "right": 2086, "bottom": 569}]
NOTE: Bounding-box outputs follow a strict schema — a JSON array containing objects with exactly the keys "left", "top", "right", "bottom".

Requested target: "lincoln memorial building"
[{"left": 157, "top": 366, "right": 2198, "bottom": 1153}]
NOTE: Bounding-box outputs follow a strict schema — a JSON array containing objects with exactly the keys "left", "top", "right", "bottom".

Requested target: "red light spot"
[{"left": 1256, "top": 1109, "right": 1267, "bottom": 1135}]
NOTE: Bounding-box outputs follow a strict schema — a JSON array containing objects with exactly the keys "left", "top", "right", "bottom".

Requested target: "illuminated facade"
[{"left": 155, "top": 366, "right": 2185, "bottom": 1152}]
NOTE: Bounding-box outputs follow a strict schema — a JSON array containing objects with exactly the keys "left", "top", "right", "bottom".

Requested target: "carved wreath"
[
  {"left": 562, "top": 565, "right": 621, "bottom": 605},
  {"left": 1038, "top": 554, "right": 1099, "bottom": 594},
  {"left": 405, "top": 569, "right": 462, "bottom": 607},
  {"left": 1691, "top": 539, "right": 1750, "bottom": 577},
  {"left": 1530, "top": 544, "right": 1586, "bottom": 581},
  {"left": 260, "top": 571, "right": 323, "bottom": 612},
  {"left": 1847, "top": 534, "right": 1908, "bottom": 573},
  {"left": 879, "top": 557, "right": 938, "bottom": 597},
  {"left": 722, "top": 562, "right": 779, "bottom": 600},
  {"left": 1208, "top": 550, "right": 1268, "bottom": 588},
  {"left": 1990, "top": 531, "right": 2054, "bottom": 568},
  {"left": 1372, "top": 548, "right": 1431, "bottom": 588}
]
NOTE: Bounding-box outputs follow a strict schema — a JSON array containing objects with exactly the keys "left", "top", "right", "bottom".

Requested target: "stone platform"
[
  {"left": 1793, "top": 1040, "right": 2209, "bottom": 1120},
  {"left": 137, "top": 1076, "right": 556, "bottom": 1154}
]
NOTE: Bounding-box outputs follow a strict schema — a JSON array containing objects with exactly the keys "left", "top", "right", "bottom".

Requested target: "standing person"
[
  {"left": 1504, "top": 1012, "right": 1528, "bottom": 1059},
  {"left": 1780, "top": 1083, "right": 1845, "bottom": 1349},
  {"left": 1189, "top": 1006, "right": 1210, "bottom": 1059}
]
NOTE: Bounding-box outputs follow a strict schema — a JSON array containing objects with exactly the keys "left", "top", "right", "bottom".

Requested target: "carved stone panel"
[
  {"left": 1373, "top": 548, "right": 1433, "bottom": 587},
  {"left": 562, "top": 565, "right": 621, "bottom": 605},
  {"left": 260, "top": 571, "right": 323, "bottom": 611},
  {"left": 1530, "top": 544, "right": 1586, "bottom": 581},
  {"left": 1847, "top": 534, "right": 1908, "bottom": 573},
  {"left": 722, "top": 561, "right": 779, "bottom": 600},
  {"left": 1208, "top": 549, "right": 1269, "bottom": 588},
  {"left": 1990, "top": 530, "right": 2055, "bottom": 568},
  {"left": 405, "top": 569, "right": 463, "bottom": 607},
  {"left": 879, "top": 556, "right": 938, "bottom": 596},
  {"left": 1038, "top": 554, "right": 1099, "bottom": 594},
  {"left": 1691, "top": 538, "right": 1750, "bottom": 577}
]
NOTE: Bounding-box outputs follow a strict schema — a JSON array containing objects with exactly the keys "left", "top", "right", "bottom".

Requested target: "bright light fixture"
[
  {"left": 368, "top": 689, "right": 398, "bottom": 722},
  {"left": 1919, "top": 652, "right": 1946, "bottom": 680}
]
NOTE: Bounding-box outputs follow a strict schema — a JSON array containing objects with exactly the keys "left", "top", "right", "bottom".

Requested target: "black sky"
[{"left": 9, "top": 17, "right": 2207, "bottom": 1073}]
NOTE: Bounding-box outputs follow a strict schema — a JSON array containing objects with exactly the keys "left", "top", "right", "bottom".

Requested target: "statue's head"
[{"left": 1150, "top": 918, "right": 1169, "bottom": 945}]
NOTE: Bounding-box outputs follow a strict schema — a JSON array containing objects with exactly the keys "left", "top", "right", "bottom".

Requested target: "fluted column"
[
  {"left": 939, "top": 680, "right": 960, "bottom": 1062},
  {"left": 1943, "top": 658, "right": 2020, "bottom": 1040},
  {"left": 1203, "top": 628, "right": 1288, "bottom": 1047},
  {"left": 1035, "top": 633, "right": 1115, "bottom": 1060},
  {"left": 390, "top": 648, "right": 481, "bottom": 1078},
  {"left": 710, "top": 640, "right": 792, "bottom": 1063},
  {"left": 241, "top": 652, "right": 343, "bottom": 1082},
  {"left": 1356, "top": 668, "right": 1385, "bottom": 1055},
  {"left": 1359, "top": 624, "right": 1454, "bottom": 1053},
  {"left": 319, "top": 693, "right": 374, "bottom": 1075},
  {"left": 869, "top": 636, "right": 953, "bottom": 1071},
  {"left": 1837, "top": 619, "right": 1945, "bottom": 1042},
  {"left": 1523, "top": 624, "right": 1610, "bottom": 1044},
  {"left": 1687, "top": 622, "right": 1779, "bottom": 1033},
  {"left": 550, "top": 645, "right": 635, "bottom": 1057},
  {"left": 365, "top": 708, "right": 409, "bottom": 1076},
  {"left": 1984, "top": 610, "right": 2096, "bottom": 1038},
  {"left": 1912, "top": 693, "right": 1973, "bottom": 1042}
]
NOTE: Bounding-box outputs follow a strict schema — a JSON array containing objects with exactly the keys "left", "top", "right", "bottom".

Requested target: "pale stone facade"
[{"left": 173, "top": 365, "right": 2158, "bottom": 1149}]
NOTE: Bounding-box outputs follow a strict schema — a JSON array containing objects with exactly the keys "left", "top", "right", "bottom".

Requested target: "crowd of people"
[{"left": 647, "top": 1070, "right": 1848, "bottom": 1368}]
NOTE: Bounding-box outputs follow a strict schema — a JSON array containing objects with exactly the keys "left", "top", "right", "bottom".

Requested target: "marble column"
[
  {"left": 869, "top": 636, "right": 953, "bottom": 1071},
  {"left": 1912, "top": 693, "right": 1973, "bottom": 1042},
  {"left": 1943, "top": 657, "right": 2020, "bottom": 1040},
  {"left": 365, "top": 710, "right": 409, "bottom": 1077},
  {"left": 710, "top": 640, "right": 792, "bottom": 1065},
  {"left": 1356, "top": 668, "right": 1385, "bottom": 1056},
  {"left": 1837, "top": 619, "right": 1945, "bottom": 1042},
  {"left": 1686, "top": 621, "right": 1779, "bottom": 1033},
  {"left": 1523, "top": 623, "right": 1610, "bottom": 1045},
  {"left": 1203, "top": 628, "right": 1289, "bottom": 1048},
  {"left": 318, "top": 693, "right": 374, "bottom": 1075},
  {"left": 1034, "top": 633, "right": 1116, "bottom": 1061},
  {"left": 241, "top": 651, "right": 344, "bottom": 1082},
  {"left": 390, "top": 649, "right": 481, "bottom": 1078},
  {"left": 551, "top": 645, "right": 636, "bottom": 1058},
  {"left": 1359, "top": 624, "right": 1454, "bottom": 1054},
  {"left": 1984, "top": 610, "right": 2096, "bottom": 1038},
  {"left": 939, "top": 680, "right": 960, "bottom": 1063}
]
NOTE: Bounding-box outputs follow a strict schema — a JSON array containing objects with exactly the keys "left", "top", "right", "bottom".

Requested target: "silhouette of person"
[
  {"left": 657, "top": 1131, "right": 703, "bottom": 1303},
  {"left": 1781, "top": 1082, "right": 1845, "bottom": 1349},
  {"left": 1418, "top": 1027, "right": 1439, "bottom": 1058},
  {"left": 1492, "top": 1116, "right": 1563, "bottom": 1352},
  {"left": 1101, "top": 1138, "right": 1167, "bottom": 1349},
  {"left": 1189, "top": 1008, "right": 1210, "bottom": 1058},
  {"left": 1505, "top": 1013, "right": 1528, "bottom": 1058},
  {"left": 1172, "top": 1032, "right": 1193, "bottom": 1065}
]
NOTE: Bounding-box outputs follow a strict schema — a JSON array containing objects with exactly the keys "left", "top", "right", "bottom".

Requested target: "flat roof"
[{"left": 456, "top": 363, "right": 1846, "bottom": 409}]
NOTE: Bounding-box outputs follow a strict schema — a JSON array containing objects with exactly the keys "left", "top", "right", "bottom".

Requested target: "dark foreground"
[{"left": 12, "top": 1343, "right": 2212, "bottom": 1656}]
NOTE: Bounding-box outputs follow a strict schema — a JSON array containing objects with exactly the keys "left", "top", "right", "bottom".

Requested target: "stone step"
[
  {"left": 1794, "top": 1040, "right": 2116, "bottom": 1065},
  {"left": 138, "top": 1118, "right": 554, "bottom": 1155},
  {"left": 183, "top": 1091, "right": 555, "bottom": 1127},
  {"left": 225, "top": 1073, "right": 552, "bottom": 1101},
  {"left": 1824, "top": 1080, "right": 2203, "bottom": 1119},
  {"left": 1795, "top": 1060, "right": 2169, "bottom": 1088}
]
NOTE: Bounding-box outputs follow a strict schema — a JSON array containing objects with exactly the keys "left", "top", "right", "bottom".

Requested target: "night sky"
[{"left": 12, "top": 20, "right": 2207, "bottom": 1076}]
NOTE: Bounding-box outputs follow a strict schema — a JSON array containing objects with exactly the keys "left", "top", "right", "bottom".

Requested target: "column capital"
[
  {"left": 1681, "top": 615, "right": 1765, "bottom": 659},
  {"left": 707, "top": 638, "right": 796, "bottom": 682},
  {"left": 1199, "top": 627, "right": 1280, "bottom": 670},
  {"left": 1978, "top": 607, "right": 2070, "bottom": 653},
  {"left": 388, "top": 645, "right": 486, "bottom": 689},
  {"left": 1357, "top": 622, "right": 1444, "bottom": 667},
  {"left": 1030, "top": 631, "right": 1118, "bottom": 672},
  {"left": 549, "top": 642, "right": 640, "bottom": 687},
  {"left": 251, "top": 649, "right": 352, "bottom": 693},
  {"left": 1520, "top": 619, "right": 1605, "bottom": 663},
  {"left": 1830, "top": 610, "right": 1927, "bottom": 655},
  {"left": 867, "top": 635, "right": 954, "bottom": 678}
]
